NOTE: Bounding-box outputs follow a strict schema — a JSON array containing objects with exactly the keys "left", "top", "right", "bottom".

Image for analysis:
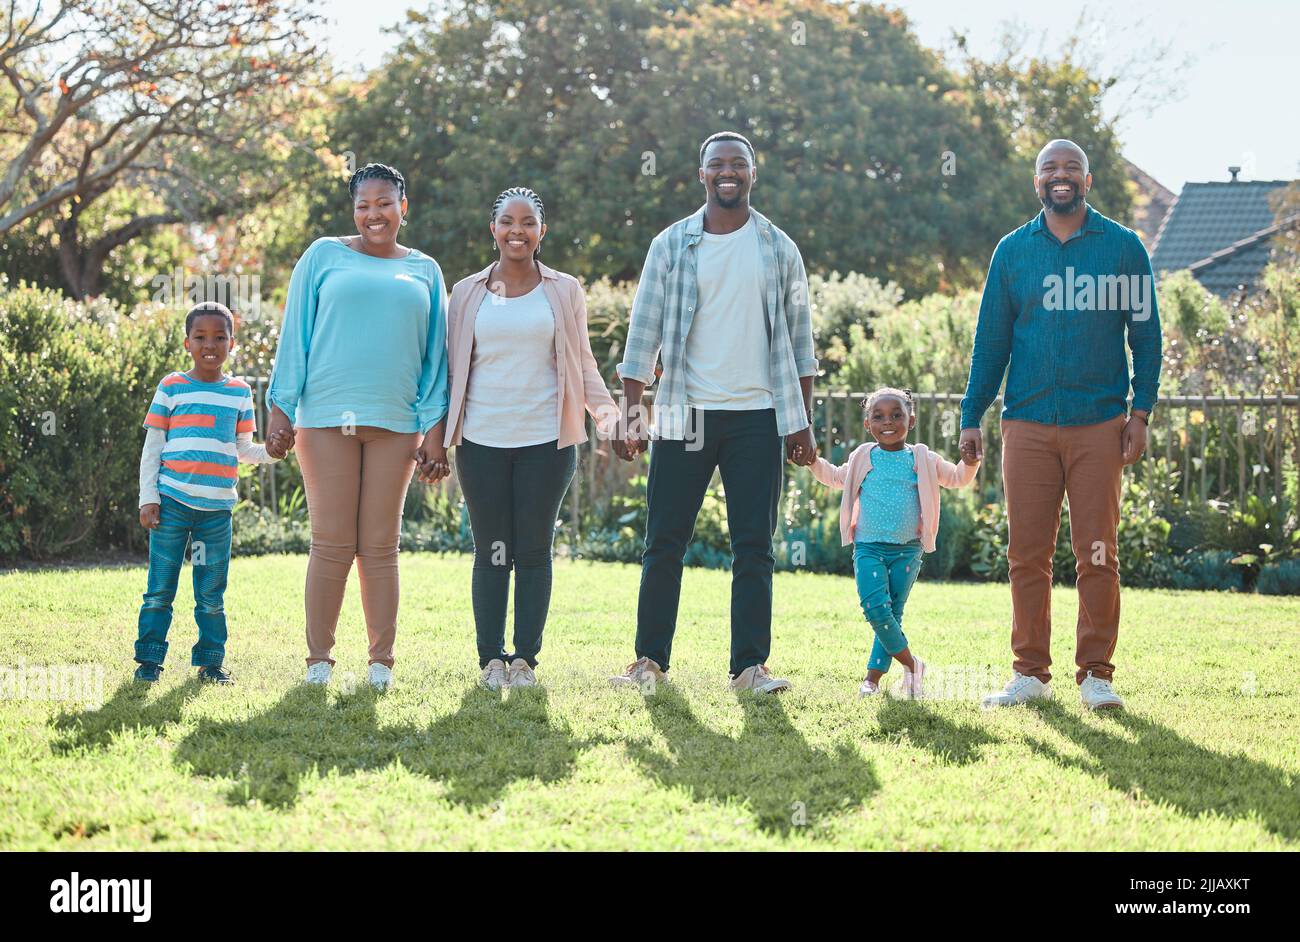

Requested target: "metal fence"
[{"left": 237, "top": 378, "right": 1300, "bottom": 519}]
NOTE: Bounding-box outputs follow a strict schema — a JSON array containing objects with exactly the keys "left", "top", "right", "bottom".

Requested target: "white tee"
[
  {"left": 683, "top": 217, "right": 774, "bottom": 410},
  {"left": 461, "top": 283, "right": 559, "bottom": 448}
]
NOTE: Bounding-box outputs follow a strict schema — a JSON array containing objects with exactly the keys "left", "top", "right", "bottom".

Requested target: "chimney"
[{"left": 1228, "top": 165, "right": 1241, "bottom": 182}]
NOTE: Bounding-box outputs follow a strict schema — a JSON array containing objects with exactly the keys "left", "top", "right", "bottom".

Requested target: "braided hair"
[
  {"left": 863, "top": 386, "right": 915, "bottom": 416},
  {"left": 491, "top": 186, "right": 546, "bottom": 259},
  {"left": 348, "top": 162, "right": 406, "bottom": 201}
]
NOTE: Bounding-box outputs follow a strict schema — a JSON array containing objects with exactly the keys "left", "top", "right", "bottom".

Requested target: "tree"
[
  {"left": 1, "top": 0, "right": 329, "bottom": 297},
  {"left": 317, "top": 0, "right": 1032, "bottom": 296}
]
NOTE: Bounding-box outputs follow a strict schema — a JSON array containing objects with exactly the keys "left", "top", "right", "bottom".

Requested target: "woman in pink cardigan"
[
  {"left": 809, "top": 387, "right": 979, "bottom": 699},
  {"left": 416, "top": 187, "right": 618, "bottom": 692}
]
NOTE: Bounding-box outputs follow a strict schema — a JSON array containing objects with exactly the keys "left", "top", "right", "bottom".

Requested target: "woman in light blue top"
[{"left": 267, "top": 163, "right": 450, "bottom": 691}]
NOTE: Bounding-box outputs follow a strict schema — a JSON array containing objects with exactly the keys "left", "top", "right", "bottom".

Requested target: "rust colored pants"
[
  {"left": 1001, "top": 414, "right": 1126, "bottom": 685},
  {"left": 295, "top": 426, "right": 420, "bottom": 668}
]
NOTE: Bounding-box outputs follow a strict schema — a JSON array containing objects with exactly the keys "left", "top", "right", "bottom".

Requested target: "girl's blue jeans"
[
  {"left": 853, "top": 540, "right": 924, "bottom": 673},
  {"left": 135, "top": 495, "right": 232, "bottom": 668}
]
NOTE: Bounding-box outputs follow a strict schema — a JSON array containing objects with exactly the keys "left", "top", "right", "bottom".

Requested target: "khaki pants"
[
  {"left": 1001, "top": 414, "right": 1126, "bottom": 685},
  {"left": 295, "top": 426, "right": 420, "bottom": 668}
]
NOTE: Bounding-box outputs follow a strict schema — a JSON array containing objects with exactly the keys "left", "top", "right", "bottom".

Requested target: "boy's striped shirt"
[{"left": 142, "top": 372, "right": 257, "bottom": 511}]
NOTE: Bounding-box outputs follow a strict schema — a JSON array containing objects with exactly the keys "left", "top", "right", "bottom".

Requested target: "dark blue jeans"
[
  {"left": 635, "top": 408, "right": 784, "bottom": 676},
  {"left": 135, "top": 495, "right": 232, "bottom": 668},
  {"left": 455, "top": 438, "right": 577, "bottom": 668}
]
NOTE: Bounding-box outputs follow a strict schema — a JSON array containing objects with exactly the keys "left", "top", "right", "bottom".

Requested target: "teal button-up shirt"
[{"left": 960, "top": 205, "right": 1162, "bottom": 429}]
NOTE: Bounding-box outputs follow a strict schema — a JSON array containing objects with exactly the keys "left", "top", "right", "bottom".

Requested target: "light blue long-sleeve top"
[{"left": 268, "top": 237, "right": 449, "bottom": 435}]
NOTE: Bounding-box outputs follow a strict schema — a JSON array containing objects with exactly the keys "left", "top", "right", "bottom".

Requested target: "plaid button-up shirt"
[{"left": 617, "top": 205, "right": 818, "bottom": 439}]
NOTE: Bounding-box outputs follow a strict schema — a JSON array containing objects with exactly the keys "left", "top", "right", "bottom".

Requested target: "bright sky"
[{"left": 317, "top": 0, "right": 1299, "bottom": 194}]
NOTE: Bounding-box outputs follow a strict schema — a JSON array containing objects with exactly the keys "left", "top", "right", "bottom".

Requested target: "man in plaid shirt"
[{"left": 610, "top": 131, "right": 818, "bottom": 695}]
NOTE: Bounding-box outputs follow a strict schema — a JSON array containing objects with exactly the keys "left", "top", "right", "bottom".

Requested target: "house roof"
[
  {"left": 1185, "top": 214, "right": 1300, "bottom": 296},
  {"left": 1123, "top": 159, "right": 1176, "bottom": 250},
  {"left": 1151, "top": 179, "right": 1292, "bottom": 274}
]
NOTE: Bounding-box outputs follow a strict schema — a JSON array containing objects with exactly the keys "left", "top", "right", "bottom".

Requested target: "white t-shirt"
[
  {"left": 461, "top": 283, "right": 559, "bottom": 448},
  {"left": 683, "top": 217, "right": 774, "bottom": 410}
]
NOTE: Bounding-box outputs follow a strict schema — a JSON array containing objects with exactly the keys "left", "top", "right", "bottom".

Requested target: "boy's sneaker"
[
  {"left": 1079, "top": 671, "right": 1125, "bottom": 711},
  {"left": 609, "top": 657, "right": 668, "bottom": 691},
  {"left": 305, "top": 662, "right": 332, "bottom": 686},
  {"left": 197, "top": 665, "right": 233, "bottom": 685},
  {"left": 134, "top": 662, "right": 163, "bottom": 684},
  {"left": 897, "top": 656, "right": 927, "bottom": 700},
  {"left": 506, "top": 658, "right": 537, "bottom": 689},
  {"left": 480, "top": 659, "right": 508, "bottom": 691},
  {"left": 857, "top": 677, "right": 882, "bottom": 698},
  {"left": 981, "top": 672, "right": 1052, "bottom": 709},
  {"left": 729, "top": 664, "right": 792, "bottom": 695},
  {"left": 368, "top": 663, "right": 393, "bottom": 692}
]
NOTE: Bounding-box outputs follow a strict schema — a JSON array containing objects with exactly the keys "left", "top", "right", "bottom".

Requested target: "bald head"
[{"left": 1036, "top": 139, "right": 1089, "bottom": 175}]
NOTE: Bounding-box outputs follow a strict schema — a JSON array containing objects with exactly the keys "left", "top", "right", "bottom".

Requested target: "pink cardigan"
[
  {"left": 444, "top": 261, "right": 619, "bottom": 449},
  {"left": 810, "top": 442, "right": 979, "bottom": 552}
]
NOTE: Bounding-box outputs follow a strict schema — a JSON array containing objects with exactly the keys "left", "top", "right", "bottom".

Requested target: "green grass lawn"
[{"left": 2, "top": 553, "right": 1298, "bottom": 850}]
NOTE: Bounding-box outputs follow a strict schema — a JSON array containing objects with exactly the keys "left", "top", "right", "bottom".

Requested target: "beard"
[
  {"left": 1040, "top": 184, "right": 1084, "bottom": 215},
  {"left": 714, "top": 184, "right": 745, "bottom": 208}
]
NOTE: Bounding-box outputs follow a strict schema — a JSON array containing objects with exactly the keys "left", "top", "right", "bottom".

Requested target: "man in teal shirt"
[{"left": 959, "top": 139, "right": 1162, "bottom": 712}]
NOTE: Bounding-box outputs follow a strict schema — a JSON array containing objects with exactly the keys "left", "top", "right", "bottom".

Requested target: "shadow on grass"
[
  {"left": 51, "top": 678, "right": 204, "bottom": 754},
  {"left": 624, "top": 685, "right": 878, "bottom": 837},
  {"left": 1024, "top": 701, "right": 1300, "bottom": 842},
  {"left": 172, "top": 684, "right": 593, "bottom": 810},
  {"left": 870, "top": 698, "right": 1000, "bottom": 765}
]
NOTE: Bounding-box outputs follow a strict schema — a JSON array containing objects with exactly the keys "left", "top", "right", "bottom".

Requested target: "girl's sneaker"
[
  {"left": 857, "top": 677, "right": 881, "bottom": 698},
  {"left": 305, "top": 662, "right": 332, "bottom": 686},
  {"left": 197, "top": 665, "right": 233, "bottom": 685},
  {"left": 898, "top": 656, "right": 927, "bottom": 700},
  {"left": 134, "top": 662, "right": 163, "bottom": 684}
]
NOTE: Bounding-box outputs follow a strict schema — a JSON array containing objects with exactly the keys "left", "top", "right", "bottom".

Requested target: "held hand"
[
  {"left": 1121, "top": 415, "right": 1148, "bottom": 466},
  {"left": 140, "top": 503, "right": 161, "bottom": 530},
  {"left": 614, "top": 403, "right": 649, "bottom": 462},
  {"left": 267, "top": 406, "right": 295, "bottom": 454},
  {"left": 785, "top": 427, "right": 818, "bottom": 467},
  {"left": 959, "top": 428, "right": 983, "bottom": 465},
  {"left": 265, "top": 430, "right": 291, "bottom": 460},
  {"left": 415, "top": 433, "right": 450, "bottom": 484}
]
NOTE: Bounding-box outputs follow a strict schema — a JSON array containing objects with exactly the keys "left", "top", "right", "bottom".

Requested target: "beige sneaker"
[
  {"left": 609, "top": 657, "right": 667, "bottom": 691},
  {"left": 729, "top": 664, "right": 792, "bottom": 695},
  {"left": 479, "top": 658, "right": 507, "bottom": 692},
  {"left": 506, "top": 658, "right": 537, "bottom": 689}
]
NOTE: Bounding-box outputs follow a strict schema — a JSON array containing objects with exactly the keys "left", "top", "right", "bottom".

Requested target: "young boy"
[{"left": 134, "top": 301, "right": 291, "bottom": 684}]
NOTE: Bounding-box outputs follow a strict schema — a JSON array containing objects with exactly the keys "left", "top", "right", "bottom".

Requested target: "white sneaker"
[
  {"left": 1079, "top": 671, "right": 1124, "bottom": 711},
  {"left": 981, "top": 671, "right": 1052, "bottom": 709},
  {"left": 857, "top": 677, "right": 882, "bottom": 698},
  {"left": 480, "top": 658, "right": 508, "bottom": 692},
  {"left": 305, "top": 662, "right": 332, "bottom": 685},
  {"left": 898, "top": 656, "right": 927, "bottom": 700},
  {"left": 368, "top": 662, "right": 393, "bottom": 692},
  {"left": 506, "top": 658, "right": 537, "bottom": 689},
  {"left": 729, "top": 664, "right": 792, "bottom": 695},
  {"left": 609, "top": 657, "right": 668, "bottom": 691}
]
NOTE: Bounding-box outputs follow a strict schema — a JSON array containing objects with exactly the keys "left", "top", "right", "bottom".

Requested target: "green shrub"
[
  {"left": 1258, "top": 559, "right": 1300, "bottom": 595},
  {"left": 0, "top": 284, "right": 180, "bottom": 559}
]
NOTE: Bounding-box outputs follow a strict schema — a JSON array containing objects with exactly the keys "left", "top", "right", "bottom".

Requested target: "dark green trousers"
[{"left": 634, "top": 408, "right": 784, "bottom": 676}]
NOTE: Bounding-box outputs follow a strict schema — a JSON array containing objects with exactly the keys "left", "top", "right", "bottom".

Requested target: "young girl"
[{"left": 809, "top": 387, "right": 979, "bottom": 698}]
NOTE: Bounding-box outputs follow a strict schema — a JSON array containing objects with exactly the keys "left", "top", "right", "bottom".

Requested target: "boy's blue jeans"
[
  {"left": 135, "top": 495, "right": 233, "bottom": 668},
  {"left": 853, "top": 540, "right": 924, "bottom": 673}
]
